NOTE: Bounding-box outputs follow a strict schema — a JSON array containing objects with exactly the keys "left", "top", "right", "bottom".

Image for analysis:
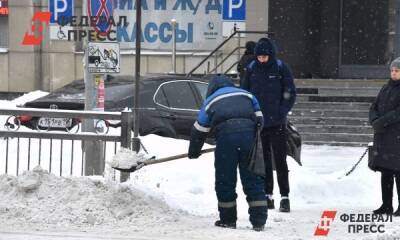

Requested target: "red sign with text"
[{"left": 0, "top": 0, "right": 8, "bottom": 16}]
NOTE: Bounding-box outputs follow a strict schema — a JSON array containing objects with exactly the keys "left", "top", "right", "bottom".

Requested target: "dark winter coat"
[
  {"left": 369, "top": 79, "right": 400, "bottom": 171},
  {"left": 237, "top": 42, "right": 256, "bottom": 81},
  {"left": 188, "top": 75, "right": 263, "bottom": 157},
  {"left": 241, "top": 39, "right": 296, "bottom": 128}
]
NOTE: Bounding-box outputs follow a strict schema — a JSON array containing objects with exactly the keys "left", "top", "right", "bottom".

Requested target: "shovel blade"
[{"left": 112, "top": 166, "right": 138, "bottom": 173}]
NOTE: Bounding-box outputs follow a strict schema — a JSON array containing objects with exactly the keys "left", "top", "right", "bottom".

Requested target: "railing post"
[
  {"left": 120, "top": 110, "right": 133, "bottom": 182},
  {"left": 186, "top": 30, "right": 271, "bottom": 77},
  {"left": 237, "top": 32, "right": 241, "bottom": 66},
  {"left": 214, "top": 52, "right": 218, "bottom": 73}
]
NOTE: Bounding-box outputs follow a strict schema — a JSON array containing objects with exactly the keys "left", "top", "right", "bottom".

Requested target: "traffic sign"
[
  {"left": 49, "top": 25, "right": 73, "bottom": 41},
  {"left": 49, "top": 0, "right": 73, "bottom": 24},
  {"left": 87, "top": 42, "right": 120, "bottom": 73},
  {"left": 223, "top": 0, "right": 246, "bottom": 21},
  {"left": 88, "top": 0, "right": 114, "bottom": 36}
]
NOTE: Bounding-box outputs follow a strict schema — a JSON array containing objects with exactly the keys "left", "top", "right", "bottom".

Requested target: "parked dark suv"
[{"left": 17, "top": 75, "right": 301, "bottom": 163}]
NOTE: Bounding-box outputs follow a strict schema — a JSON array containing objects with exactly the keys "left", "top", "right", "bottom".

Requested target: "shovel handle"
[{"left": 144, "top": 148, "right": 215, "bottom": 166}]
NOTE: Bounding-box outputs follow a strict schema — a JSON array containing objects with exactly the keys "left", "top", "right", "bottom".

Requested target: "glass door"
[{"left": 339, "top": 0, "right": 400, "bottom": 78}]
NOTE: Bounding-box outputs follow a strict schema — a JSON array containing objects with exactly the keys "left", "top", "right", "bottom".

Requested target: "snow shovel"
[{"left": 112, "top": 147, "right": 215, "bottom": 173}]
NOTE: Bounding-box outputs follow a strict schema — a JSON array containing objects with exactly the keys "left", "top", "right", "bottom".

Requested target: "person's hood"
[
  {"left": 244, "top": 41, "right": 256, "bottom": 55},
  {"left": 206, "top": 75, "right": 235, "bottom": 98},
  {"left": 254, "top": 38, "right": 277, "bottom": 59}
]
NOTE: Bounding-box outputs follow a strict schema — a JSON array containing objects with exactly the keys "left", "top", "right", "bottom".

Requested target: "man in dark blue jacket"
[
  {"left": 241, "top": 38, "right": 296, "bottom": 213},
  {"left": 188, "top": 75, "right": 267, "bottom": 231}
]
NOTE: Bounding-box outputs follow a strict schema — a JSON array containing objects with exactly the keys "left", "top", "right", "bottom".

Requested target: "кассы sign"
[{"left": 114, "top": 0, "right": 224, "bottom": 51}]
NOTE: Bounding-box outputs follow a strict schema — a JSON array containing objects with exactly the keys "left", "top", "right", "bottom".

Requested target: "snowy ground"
[{"left": 0, "top": 92, "right": 400, "bottom": 240}]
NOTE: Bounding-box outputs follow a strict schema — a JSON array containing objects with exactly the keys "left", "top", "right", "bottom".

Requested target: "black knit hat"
[{"left": 254, "top": 38, "right": 275, "bottom": 57}]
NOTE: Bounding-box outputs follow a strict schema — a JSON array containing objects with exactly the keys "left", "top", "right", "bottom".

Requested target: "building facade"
[
  {"left": 0, "top": 0, "right": 395, "bottom": 94},
  {"left": 0, "top": 0, "right": 268, "bottom": 93},
  {"left": 269, "top": 0, "right": 400, "bottom": 78}
]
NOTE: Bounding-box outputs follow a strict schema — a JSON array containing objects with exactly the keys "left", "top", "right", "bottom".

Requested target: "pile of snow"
[
  {"left": 0, "top": 91, "right": 48, "bottom": 110},
  {"left": 0, "top": 166, "right": 181, "bottom": 227},
  {"left": 10, "top": 91, "right": 49, "bottom": 107},
  {"left": 0, "top": 140, "right": 399, "bottom": 239},
  {"left": 1, "top": 93, "right": 400, "bottom": 239}
]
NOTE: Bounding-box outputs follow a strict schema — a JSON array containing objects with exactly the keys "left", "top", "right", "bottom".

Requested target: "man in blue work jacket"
[{"left": 188, "top": 75, "right": 267, "bottom": 231}]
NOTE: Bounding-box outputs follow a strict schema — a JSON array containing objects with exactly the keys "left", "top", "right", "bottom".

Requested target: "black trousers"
[
  {"left": 260, "top": 125, "right": 289, "bottom": 197},
  {"left": 380, "top": 169, "right": 400, "bottom": 207}
]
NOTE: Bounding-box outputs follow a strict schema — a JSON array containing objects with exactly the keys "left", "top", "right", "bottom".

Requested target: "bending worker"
[{"left": 188, "top": 75, "right": 267, "bottom": 231}]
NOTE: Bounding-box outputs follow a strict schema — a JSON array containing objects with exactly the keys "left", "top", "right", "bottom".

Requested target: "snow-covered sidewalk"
[
  {"left": 1, "top": 92, "right": 400, "bottom": 239},
  {"left": 1, "top": 137, "right": 399, "bottom": 240}
]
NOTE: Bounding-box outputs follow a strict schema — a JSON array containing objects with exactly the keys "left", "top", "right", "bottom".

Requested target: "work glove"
[
  {"left": 188, "top": 151, "right": 201, "bottom": 159},
  {"left": 256, "top": 116, "right": 264, "bottom": 129}
]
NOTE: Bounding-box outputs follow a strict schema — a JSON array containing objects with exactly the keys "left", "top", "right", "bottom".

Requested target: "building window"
[{"left": 0, "top": 16, "right": 8, "bottom": 48}]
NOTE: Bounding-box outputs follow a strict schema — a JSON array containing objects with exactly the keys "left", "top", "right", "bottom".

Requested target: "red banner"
[{"left": 0, "top": 0, "right": 8, "bottom": 16}]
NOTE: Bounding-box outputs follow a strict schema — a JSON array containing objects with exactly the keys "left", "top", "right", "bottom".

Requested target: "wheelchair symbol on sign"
[{"left": 57, "top": 26, "right": 66, "bottom": 40}]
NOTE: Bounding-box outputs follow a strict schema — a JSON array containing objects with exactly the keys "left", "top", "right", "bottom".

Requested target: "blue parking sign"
[
  {"left": 49, "top": 0, "right": 73, "bottom": 24},
  {"left": 223, "top": 0, "right": 246, "bottom": 21}
]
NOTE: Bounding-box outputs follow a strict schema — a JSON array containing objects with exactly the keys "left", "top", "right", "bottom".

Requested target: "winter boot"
[
  {"left": 214, "top": 220, "right": 236, "bottom": 229},
  {"left": 279, "top": 197, "right": 290, "bottom": 213},
  {"left": 266, "top": 195, "right": 275, "bottom": 209},
  {"left": 252, "top": 225, "right": 265, "bottom": 232},
  {"left": 373, "top": 204, "right": 393, "bottom": 215},
  {"left": 376, "top": 171, "right": 394, "bottom": 215}
]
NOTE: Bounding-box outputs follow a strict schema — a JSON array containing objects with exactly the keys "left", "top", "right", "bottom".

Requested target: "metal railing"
[
  {"left": 0, "top": 108, "right": 133, "bottom": 180},
  {"left": 208, "top": 46, "right": 246, "bottom": 74},
  {"left": 187, "top": 28, "right": 273, "bottom": 76}
]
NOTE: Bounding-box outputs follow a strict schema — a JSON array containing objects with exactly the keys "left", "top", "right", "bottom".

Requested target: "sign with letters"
[
  {"left": 0, "top": 0, "right": 8, "bottom": 16},
  {"left": 222, "top": 0, "right": 246, "bottom": 37},
  {"left": 49, "top": 0, "right": 73, "bottom": 40},
  {"left": 222, "top": 0, "right": 245, "bottom": 21},
  {"left": 114, "top": 0, "right": 223, "bottom": 51},
  {"left": 49, "top": 0, "right": 74, "bottom": 24}
]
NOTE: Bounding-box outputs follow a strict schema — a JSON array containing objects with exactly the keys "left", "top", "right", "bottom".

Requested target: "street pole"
[
  {"left": 171, "top": 18, "right": 177, "bottom": 74},
  {"left": 83, "top": 0, "right": 104, "bottom": 176},
  {"left": 133, "top": 0, "right": 142, "bottom": 151},
  {"left": 120, "top": 0, "right": 142, "bottom": 182}
]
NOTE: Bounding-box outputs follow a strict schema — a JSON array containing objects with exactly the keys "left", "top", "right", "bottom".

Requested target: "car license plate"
[{"left": 38, "top": 118, "right": 72, "bottom": 128}]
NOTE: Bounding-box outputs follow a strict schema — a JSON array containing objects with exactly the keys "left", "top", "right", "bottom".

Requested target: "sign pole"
[
  {"left": 83, "top": 0, "right": 104, "bottom": 176},
  {"left": 119, "top": 0, "right": 142, "bottom": 183},
  {"left": 132, "top": 0, "right": 142, "bottom": 152},
  {"left": 171, "top": 18, "right": 177, "bottom": 74}
]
